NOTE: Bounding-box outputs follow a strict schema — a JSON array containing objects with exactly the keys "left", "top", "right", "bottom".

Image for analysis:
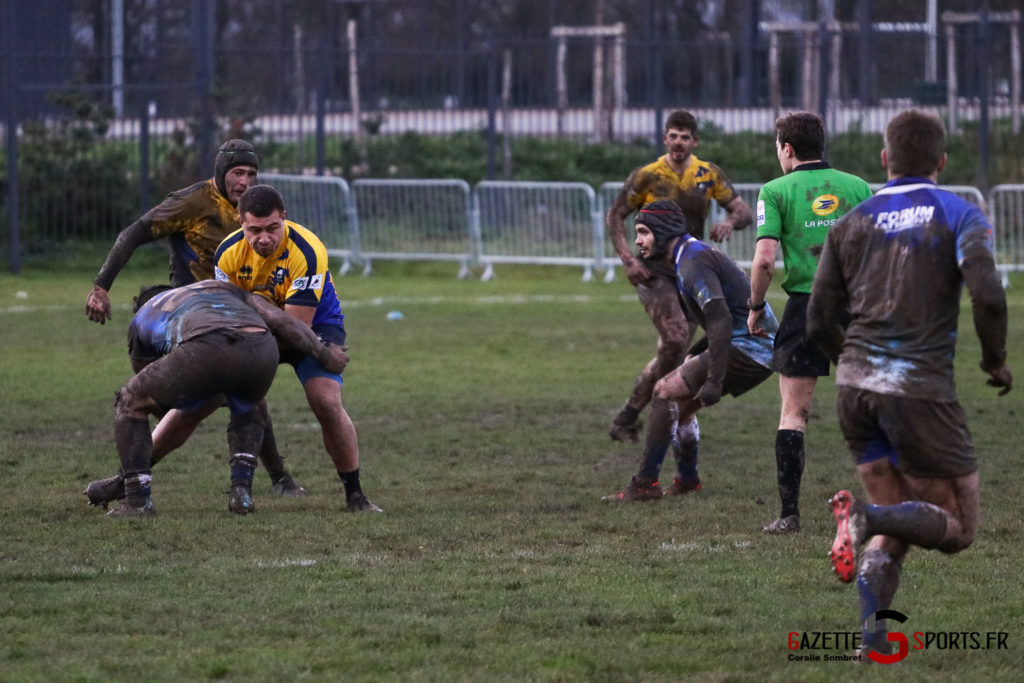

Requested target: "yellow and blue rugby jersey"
[
  {"left": 214, "top": 221, "right": 344, "bottom": 328},
  {"left": 144, "top": 178, "right": 241, "bottom": 285},
  {"left": 623, "top": 154, "right": 738, "bottom": 240}
]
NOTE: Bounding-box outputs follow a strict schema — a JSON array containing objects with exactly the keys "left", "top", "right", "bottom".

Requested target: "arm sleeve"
[
  {"left": 94, "top": 220, "right": 155, "bottom": 290},
  {"left": 958, "top": 210, "right": 1008, "bottom": 371},
  {"left": 806, "top": 228, "right": 847, "bottom": 363},
  {"left": 700, "top": 298, "right": 732, "bottom": 391},
  {"left": 755, "top": 185, "right": 782, "bottom": 240},
  {"left": 283, "top": 241, "right": 328, "bottom": 308}
]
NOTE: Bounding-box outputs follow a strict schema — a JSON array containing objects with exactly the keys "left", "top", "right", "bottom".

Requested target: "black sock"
[
  {"left": 338, "top": 468, "right": 362, "bottom": 499},
  {"left": 776, "top": 429, "right": 804, "bottom": 518}
]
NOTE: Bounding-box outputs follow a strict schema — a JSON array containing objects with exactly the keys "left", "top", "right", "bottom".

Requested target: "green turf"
[{"left": 0, "top": 256, "right": 1021, "bottom": 682}]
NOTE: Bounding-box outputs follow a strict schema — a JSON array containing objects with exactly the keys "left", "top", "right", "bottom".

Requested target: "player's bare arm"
[
  {"left": 709, "top": 195, "right": 753, "bottom": 243},
  {"left": 747, "top": 238, "right": 779, "bottom": 336}
]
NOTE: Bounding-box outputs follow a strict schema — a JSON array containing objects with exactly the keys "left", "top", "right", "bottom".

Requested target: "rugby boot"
[
  {"left": 270, "top": 472, "right": 309, "bottom": 497},
  {"left": 106, "top": 498, "right": 155, "bottom": 518},
  {"left": 346, "top": 491, "right": 383, "bottom": 513},
  {"left": 608, "top": 407, "right": 641, "bottom": 443},
  {"left": 84, "top": 474, "right": 126, "bottom": 508},
  {"left": 829, "top": 490, "right": 865, "bottom": 582},
  {"left": 663, "top": 476, "right": 702, "bottom": 496},
  {"left": 228, "top": 485, "right": 256, "bottom": 515},
  {"left": 603, "top": 475, "right": 663, "bottom": 502},
  {"left": 762, "top": 515, "right": 800, "bottom": 535}
]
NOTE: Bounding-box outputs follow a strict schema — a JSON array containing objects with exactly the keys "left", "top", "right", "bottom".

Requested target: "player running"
[{"left": 807, "top": 110, "right": 1011, "bottom": 658}]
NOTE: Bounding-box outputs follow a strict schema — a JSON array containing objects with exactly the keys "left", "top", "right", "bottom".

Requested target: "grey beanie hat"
[{"left": 214, "top": 139, "right": 259, "bottom": 196}]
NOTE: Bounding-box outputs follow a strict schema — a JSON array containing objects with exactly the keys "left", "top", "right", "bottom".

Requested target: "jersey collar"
[{"left": 876, "top": 176, "right": 937, "bottom": 195}]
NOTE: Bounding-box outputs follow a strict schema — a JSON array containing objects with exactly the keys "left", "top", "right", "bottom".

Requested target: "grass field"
[{"left": 1, "top": 252, "right": 1022, "bottom": 682}]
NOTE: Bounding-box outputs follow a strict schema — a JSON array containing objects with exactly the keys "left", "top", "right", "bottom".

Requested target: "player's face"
[
  {"left": 775, "top": 137, "right": 795, "bottom": 174},
  {"left": 241, "top": 210, "right": 286, "bottom": 257},
  {"left": 634, "top": 223, "right": 656, "bottom": 259},
  {"left": 663, "top": 127, "right": 698, "bottom": 163},
  {"left": 224, "top": 165, "right": 258, "bottom": 205}
]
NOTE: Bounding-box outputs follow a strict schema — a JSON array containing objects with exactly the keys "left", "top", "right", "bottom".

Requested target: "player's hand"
[
  {"left": 695, "top": 380, "right": 722, "bottom": 407},
  {"left": 318, "top": 343, "right": 350, "bottom": 375},
  {"left": 86, "top": 286, "right": 112, "bottom": 324},
  {"left": 747, "top": 308, "right": 769, "bottom": 337},
  {"left": 709, "top": 221, "right": 734, "bottom": 242},
  {"left": 624, "top": 258, "right": 651, "bottom": 287},
  {"left": 984, "top": 364, "right": 1012, "bottom": 396}
]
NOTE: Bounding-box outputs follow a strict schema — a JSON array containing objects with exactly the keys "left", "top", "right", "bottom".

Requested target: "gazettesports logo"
[{"left": 787, "top": 610, "right": 1008, "bottom": 665}]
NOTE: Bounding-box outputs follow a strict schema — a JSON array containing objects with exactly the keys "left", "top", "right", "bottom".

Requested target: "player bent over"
[
  {"left": 807, "top": 110, "right": 1011, "bottom": 658},
  {"left": 103, "top": 280, "right": 350, "bottom": 517},
  {"left": 605, "top": 201, "right": 777, "bottom": 501},
  {"left": 85, "top": 139, "right": 306, "bottom": 497}
]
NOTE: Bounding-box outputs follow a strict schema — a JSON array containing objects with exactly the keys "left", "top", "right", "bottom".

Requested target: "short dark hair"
[
  {"left": 665, "top": 110, "right": 698, "bottom": 135},
  {"left": 775, "top": 112, "right": 825, "bottom": 161},
  {"left": 238, "top": 184, "right": 286, "bottom": 218},
  {"left": 884, "top": 110, "right": 946, "bottom": 177},
  {"left": 133, "top": 284, "right": 173, "bottom": 313}
]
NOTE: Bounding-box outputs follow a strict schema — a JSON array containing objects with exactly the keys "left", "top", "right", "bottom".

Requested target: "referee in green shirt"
[{"left": 747, "top": 112, "right": 873, "bottom": 535}]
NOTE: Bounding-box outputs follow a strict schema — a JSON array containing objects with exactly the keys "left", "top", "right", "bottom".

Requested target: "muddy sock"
[
  {"left": 229, "top": 453, "right": 258, "bottom": 490},
  {"left": 866, "top": 501, "right": 948, "bottom": 548},
  {"left": 672, "top": 416, "right": 700, "bottom": 482},
  {"left": 638, "top": 398, "right": 675, "bottom": 482},
  {"left": 857, "top": 548, "right": 902, "bottom": 653}
]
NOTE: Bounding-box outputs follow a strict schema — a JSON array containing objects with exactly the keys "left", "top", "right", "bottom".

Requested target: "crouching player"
[
  {"left": 103, "top": 280, "right": 350, "bottom": 517},
  {"left": 606, "top": 200, "right": 778, "bottom": 501}
]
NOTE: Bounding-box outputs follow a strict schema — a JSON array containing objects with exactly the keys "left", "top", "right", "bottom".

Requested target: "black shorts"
[
  {"left": 680, "top": 346, "right": 773, "bottom": 398},
  {"left": 836, "top": 386, "right": 976, "bottom": 478},
  {"left": 772, "top": 293, "right": 830, "bottom": 377},
  {"left": 128, "top": 330, "right": 279, "bottom": 416}
]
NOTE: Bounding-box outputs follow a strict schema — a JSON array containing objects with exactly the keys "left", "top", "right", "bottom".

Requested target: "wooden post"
[
  {"left": 1011, "top": 15, "right": 1021, "bottom": 134},
  {"left": 769, "top": 31, "right": 781, "bottom": 120},
  {"left": 555, "top": 36, "right": 567, "bottom": 138},
  {"left": 946, "top": 21, "right": 958, "bottom": 134},
  {"left": 347, "top": 19, "right": 367, "bottom": 166},
  {"left": 502, "top": 48, "right": 513, "bottom": 179}
]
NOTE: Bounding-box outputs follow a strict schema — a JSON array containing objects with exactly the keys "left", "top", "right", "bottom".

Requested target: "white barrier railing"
[
  {"left": 259, "top": 173, "right": 360, "bottom": 274},
  {"left": 991, "top": 185, "right": 1024, "bottom": 274},
  {"left": 474, "top": 181, "right": 605, "bottom": 281},
  {"left": 259, "top": 174, "right": 1023, "bottom": 283},
  {"left": 351, "top": 179, "right": 476, "bottom": 277}
]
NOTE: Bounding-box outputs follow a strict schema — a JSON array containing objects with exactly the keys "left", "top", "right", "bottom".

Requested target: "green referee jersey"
[{"left": 755, "top": 161, "right": 873, "bottom": 294}]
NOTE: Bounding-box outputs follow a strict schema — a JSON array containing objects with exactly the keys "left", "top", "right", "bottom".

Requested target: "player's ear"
[
  {"left": 880, "top": 148, "right": 888, "bottom": 171},
  {"left": 936, "top": 153, "right": 947, "bottom": 174}
]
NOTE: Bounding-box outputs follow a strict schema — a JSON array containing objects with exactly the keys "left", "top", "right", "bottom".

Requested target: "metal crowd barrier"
[
  {"left": 473, "top": 181, "right": 605, "bottom": 281},
  {"left": 259, "top": 174, "right": 1022, "bottom": 284}
]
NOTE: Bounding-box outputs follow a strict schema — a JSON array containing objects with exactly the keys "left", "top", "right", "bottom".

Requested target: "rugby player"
[
  {"left": 105, "top": 280, "right": 349, "bottom": 517},
  {"left": 605, "top": 200, "right": 775, "bottom": 501},
  {"left": 605, "top": 110, "right": 751, "bottom": 497},
  {"left": 214, "top": 184, "right": 381, "bottom": 513},
  {"left": 808, "top": 110, "right": 1011, "bottom": 656}
]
